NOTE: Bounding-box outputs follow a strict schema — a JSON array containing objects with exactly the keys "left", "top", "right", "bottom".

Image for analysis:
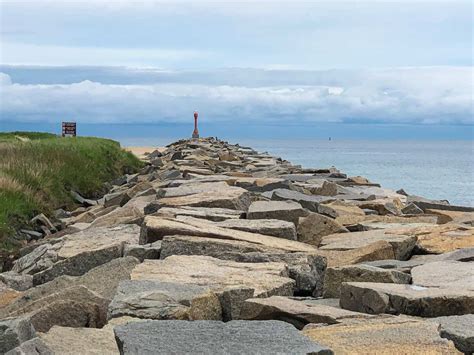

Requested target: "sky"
[{"left": 0, "top": 0, "right": 473, "bottom": 136}]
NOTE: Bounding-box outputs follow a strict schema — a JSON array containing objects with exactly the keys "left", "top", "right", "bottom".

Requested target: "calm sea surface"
[{"left": 118, "top": 136, "right": 473, "bottom": 207}]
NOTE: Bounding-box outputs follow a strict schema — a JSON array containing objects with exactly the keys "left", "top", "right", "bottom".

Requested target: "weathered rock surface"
[
  {"left": 316, "top": 240, "right": 396, "bottom": 267},
  {"left": 0, "top": 283, "right": 22, "bottom": 309},
  {"left": 39, "top": 326, "right": 119, "bottom": 355},
  {"left": 1, "top": 285, "right": 108, "bottom": 332},
  {"left": 159, "top": 235, "right": 326, "bottom": 296},
  {"left": 303, "top": 316, "right": 461, "bottom": 354},
  {"left": 0, "top": 272, "right": 33, "bottom": 291},
  {"left": 413, "top": 225, "right": 474, "bottom": 254},
  {"left": 339, "top": 282, "right": 474, "bottom": 317},
  {"left": 247, "top": 200, "right": 309, "bottom": 225},
  {"left": 124, "top": 242, "right": 161, "bottom": 261},
  {"left": 103, "top": 191, "right": 131, "bottom": 208},
  {"left": 268, "top": 188, "right": 333, "bottom": 212},
  {"left": 429, "top": 314, "right": 474, "bottom": 354},
  {"left": 240, "top": 296, "right": 372, "bottom": 329},
  {"left": 389, "top": 223, "right": 474, "bottom": 254},
  {"left": 426, "top": 208, "right": 474, "bottom": 225},
  {"left": 1, "top": 257, "right": 139, "bottom": 314},
  {"left": 322, "top": 201, "right": 366, "bottom": 223},
  {"left": 320, "top": 230, "right": 416, "bottom": 260},
  {"left": 156, "top": 186, "right": 252, "bottom": 210},
  {"left": 108, "top": 280, "right": 222, "bottom": 321},
  {"left": 158, "top": 181, "right": 231, "bottom": 198},
  {"left": 12, "top": 225, "right": 140, "bottom": 285},
  {"left": 154, "top": 206, "right": 244, "bottom": 222},
  {"left": 0, "top": 317, "right": 36, "bottom": 354},
  {"left": 140, "top": 216, "right": 316, "bottom": 252},
  {"left": 410, "top": 199, "right": 474, "bottom": 213},
  {"left": 5, "top": 337, "right": 52, "bottom": 355},
  {"left": 131, "top": 255, "right": 294, "bottom": 298},
  {"left": 114, "top": 320, "right": 333, "bottom": 354},
  {"left": 297, "top": 213, "right": 348, "bottom": 246},
  {"left": 216, "top": 218, "right": 297, "bottom": 240},
  {"left": 228, "top": 177, "right": 292, "bottom": 192},
  {"left": 411, "top": 261, "right": 474, "bottom": 289},
  {"left": 88, "top": 198, "right": 150, "bottom": 228},
  {"left": 323, "top": 265, "right": 411, "bottom": 298}
]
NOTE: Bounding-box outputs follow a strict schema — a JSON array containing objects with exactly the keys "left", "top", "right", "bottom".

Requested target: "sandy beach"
[{"left": 125, "top": 146, "right": 165, "bottom": 160}]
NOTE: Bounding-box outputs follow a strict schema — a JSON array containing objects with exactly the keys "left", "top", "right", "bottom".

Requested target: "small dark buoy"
[{"left": 329, "top": 137, "right": 331, "bottom": 141}]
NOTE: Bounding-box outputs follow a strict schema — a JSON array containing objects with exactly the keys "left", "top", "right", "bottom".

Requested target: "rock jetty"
[{"left": 1, "top": 137, "right": 473, "bottom": 354}]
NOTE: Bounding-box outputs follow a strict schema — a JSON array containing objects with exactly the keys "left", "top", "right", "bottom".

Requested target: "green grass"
[{"left": 0, "top": 132, "right": 143, "bottom": 255}]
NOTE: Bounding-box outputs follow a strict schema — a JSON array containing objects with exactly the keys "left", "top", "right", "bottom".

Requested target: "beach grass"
[{"left": 0, "top": 132, "right": 143, "bottom": 254}]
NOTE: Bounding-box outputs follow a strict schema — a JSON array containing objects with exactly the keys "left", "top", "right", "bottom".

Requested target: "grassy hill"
[{"left": 0, "top": 131, "right": 143, "bottom": 256}]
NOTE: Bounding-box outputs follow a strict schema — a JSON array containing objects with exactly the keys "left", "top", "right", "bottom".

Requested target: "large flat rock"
[
  {"left": 426, "top": 208, "right": 474, "bottom": 225},
  {"left": 240, "top": 296, "right": 372, "bottom": 329},
  {"left": 0, "top": 283, "right": 22, "bottom": 309},
  {"left": 160, "top": 235, "right": 279, "bottom": 258},
  {"left": 5, "top": 337, "right": 52, "bottom": 355},
  {"left": 227, "top": 177, "right": 291, "bottom": 192},
  {"left": 158, "top": 181, "right": 231, "bottom": 197},
  {"left": 215, "top": 218, "right": 297, "bottom": 240},
  {"left": 108, "top": 280, "right": 221, "bottom": 321},
  {"left": 1, "top": 257, "right": 139, "bottom": 318},
  {"left": 303, "top": 316, "right": 461, "bottom": 354},
  {"left": 159, "top": 235, "right": 326, "bottom": 296},
  {"left": 0, "top": 316, "right": 36, "bottom": 354},
  {"left": 247, "top": 200, "right": 309, "bottom": 225},
  {"left": 411, "top": 200, "right": 474, "bottom": 213},
  {"left": 88, "top": 195, "right": 154, "bottom": 228},
  {"left": 154, "top": 206, "right": 244, "bottom": 222},
  {"left": 323, "top": 265, "right": 411, "bottom": 298},
  {"left": 389, "top": 224, "right": 474, "bottom": 254},
  {"left": 131, "top": 255, "right": 295, "bottom": 298},
  {"left": 320, "top": 230, "right": 416, "bottom": 260},
  {"left": 339, "top": 282, "right": 474, "bottom": 317},
  {"left": 429, "top": 314, "right": 474, "bottom": 354},
  {"left": 114, "top": 320, "right": 333, "bottom": 354},
  {"left": 1, "top": 285, "right": 108, "bottom": 333},
  {"left": 362, "top": 247, "right": 474, "bottom": 272},
  {"left": 316, "top": 240, "right": 396, "bottom": 267},
  {"left": 268, "top": 188, "right": 333, "bottom": 212},
  {"left": 39, "top": 325, "right": 118, "bottom": 355},
  {"left": 297, "top": 213, "right": 348, "bottom": 246},
  {"left": 411, "top": 261, "right": 474, "bottom": 289},
  {"left": 140, "top": 216, "right": 317, "bottom": 252},
  {"left": 12, "top": 225, "right": 140, "bottom": 285},
  {"left": 156, "top": 186, "right": 252, "bottom": 210}
]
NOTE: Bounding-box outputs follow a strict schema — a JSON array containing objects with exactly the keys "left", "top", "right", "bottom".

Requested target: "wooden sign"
[{"left": 62, "top": 122, "right": 76, "bottom": 137}]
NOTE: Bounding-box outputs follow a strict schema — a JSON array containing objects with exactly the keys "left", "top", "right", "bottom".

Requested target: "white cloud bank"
[{"left": 0, "top": 67, "right": 472, "bottom": 125}]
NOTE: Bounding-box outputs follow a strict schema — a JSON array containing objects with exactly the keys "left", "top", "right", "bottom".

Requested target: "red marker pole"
[{"left": 192, "top": 111, "right": 200, "bottom": 138}]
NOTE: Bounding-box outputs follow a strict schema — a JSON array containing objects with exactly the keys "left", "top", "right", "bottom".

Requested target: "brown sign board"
[{"left": 62, "top": 122, "right": 76, "bottom": 137}]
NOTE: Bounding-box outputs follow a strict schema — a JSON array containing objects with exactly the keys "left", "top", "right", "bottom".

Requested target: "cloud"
[{"left": 0, "top": 67, "right": 472, "bottom": 125}]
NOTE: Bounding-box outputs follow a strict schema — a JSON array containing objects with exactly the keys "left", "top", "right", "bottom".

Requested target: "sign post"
[{"left": 62, "top": 122, "right": 77, "bottom": 137}]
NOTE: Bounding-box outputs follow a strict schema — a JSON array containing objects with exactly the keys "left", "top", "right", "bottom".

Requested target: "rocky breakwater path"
[{"left": 1, "top": 137, "right": 473, "bottom": 354}]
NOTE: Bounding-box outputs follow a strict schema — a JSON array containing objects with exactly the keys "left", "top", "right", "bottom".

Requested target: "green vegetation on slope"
[{"left": 0, "top": 132, "right": 143, "bottom": 253}]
